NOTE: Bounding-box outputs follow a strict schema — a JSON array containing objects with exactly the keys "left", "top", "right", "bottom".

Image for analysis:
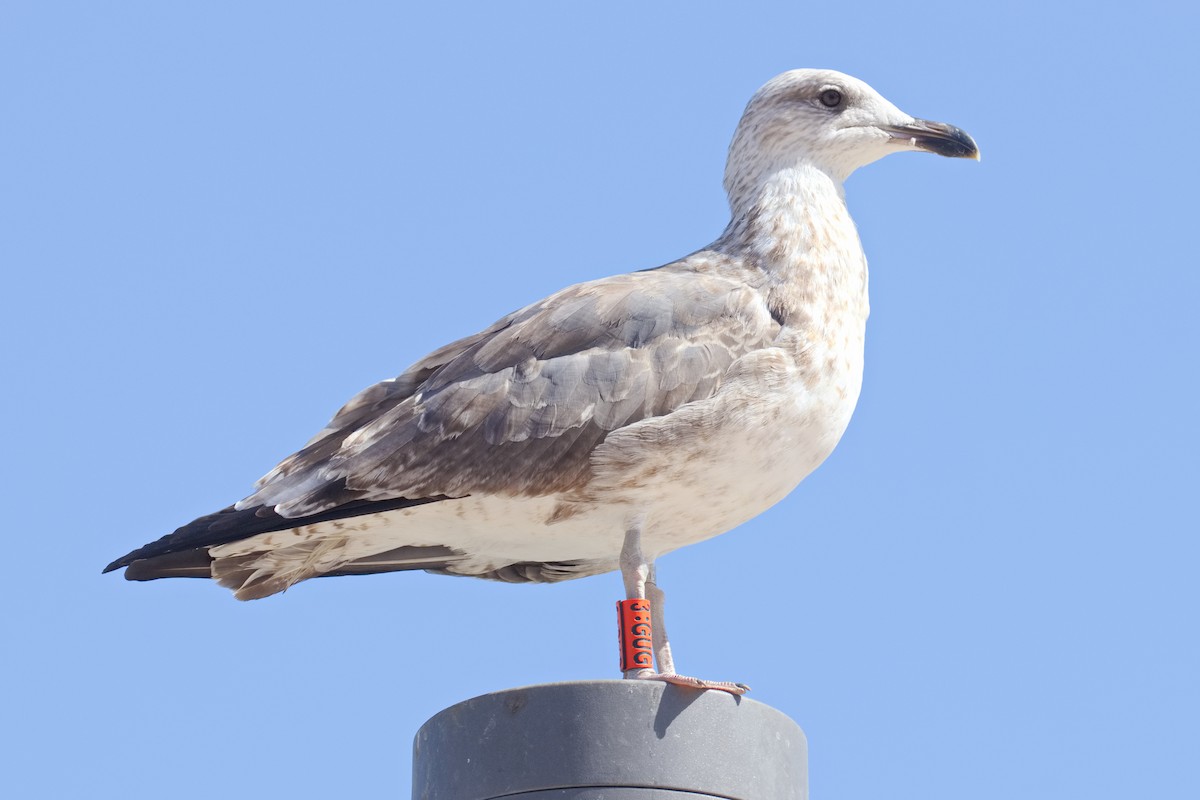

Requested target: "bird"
[{"left": 105, "top": 69, "right": 978, "bottom": 694}]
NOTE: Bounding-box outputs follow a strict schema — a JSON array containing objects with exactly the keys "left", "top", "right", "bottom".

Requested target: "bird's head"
[{"left": 724, "top": 69, "right": 979, "bottom": 198}]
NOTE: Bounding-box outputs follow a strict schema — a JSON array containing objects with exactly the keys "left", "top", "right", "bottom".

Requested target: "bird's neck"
[{"left": 714, "top": 165, "right": 869, "bottom": 331}]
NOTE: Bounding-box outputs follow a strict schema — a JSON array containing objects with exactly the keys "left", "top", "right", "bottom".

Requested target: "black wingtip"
[
  {"left": 103, "top": 495, "right": 455, "bottom": 582},
  {"left": 101, "top": 504, "right": 249, "bottom": 579},
  {"left": 103, "top": 544, "right": 163, "bottom": 575},
  {"left": 101, "top": 557, "right": 128, "bottom": 575}
]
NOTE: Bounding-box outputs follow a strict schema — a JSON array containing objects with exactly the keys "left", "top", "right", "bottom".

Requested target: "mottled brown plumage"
[{"left": 106, "top": 70, "right": 976, "bottom": 688}]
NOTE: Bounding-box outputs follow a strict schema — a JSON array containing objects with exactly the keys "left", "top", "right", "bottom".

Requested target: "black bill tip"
[{"left": 883, "top": 118, "right": 980, "bottom": 160}]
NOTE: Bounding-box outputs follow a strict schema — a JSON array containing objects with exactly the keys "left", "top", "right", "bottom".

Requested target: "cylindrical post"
[{"left": 412, "top": 680, "right": 807, "bottom": 799}]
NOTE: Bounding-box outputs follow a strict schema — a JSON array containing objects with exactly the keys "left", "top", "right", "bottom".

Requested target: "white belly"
[{"left": 578, "top": 343, "right": 864, "bottom": 558}]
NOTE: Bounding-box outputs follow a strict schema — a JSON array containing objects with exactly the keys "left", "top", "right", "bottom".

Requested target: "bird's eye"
[{"left": 819, "top": 88, "right": 844, "bottom": 109}]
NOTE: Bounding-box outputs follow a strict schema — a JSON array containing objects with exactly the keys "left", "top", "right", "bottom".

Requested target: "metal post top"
[{"left": 413, "top": 680, "right": 807, "bottom": 800}]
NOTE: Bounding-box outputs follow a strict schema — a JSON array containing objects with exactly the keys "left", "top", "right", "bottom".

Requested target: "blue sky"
[{"left": 3, "top": 2, "right": 1197, "bottom": 797}]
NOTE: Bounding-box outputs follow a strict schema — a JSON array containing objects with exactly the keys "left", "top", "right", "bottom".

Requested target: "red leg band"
[{"left": 617, "top": 598, "right": 653, "bottom": 672}]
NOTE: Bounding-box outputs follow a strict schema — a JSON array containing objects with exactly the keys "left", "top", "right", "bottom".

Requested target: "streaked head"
[{"left": 725, "top": 69, "right": 978, "bottom": 197}]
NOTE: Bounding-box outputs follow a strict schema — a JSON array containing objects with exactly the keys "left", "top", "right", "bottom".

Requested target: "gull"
[{"left": 105, "top": 69, "right": 978, "bottom": 693}]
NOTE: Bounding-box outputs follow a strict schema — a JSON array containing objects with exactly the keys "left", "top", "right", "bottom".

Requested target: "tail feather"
[
  {"left": 211, "top": 543, "right": 462, "bottom": 600},
  {"left": 123, "top": 549, "right": 213, "bottom": 580}
]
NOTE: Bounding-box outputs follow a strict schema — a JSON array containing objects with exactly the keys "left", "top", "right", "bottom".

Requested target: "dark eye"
[{"left": 819, "top": 88, "right": 843, "bottom": 108}]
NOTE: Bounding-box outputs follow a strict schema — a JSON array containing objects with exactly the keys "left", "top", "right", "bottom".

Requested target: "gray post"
[{"left": 412, "top": 680, "right": 807, "bottom": 799}]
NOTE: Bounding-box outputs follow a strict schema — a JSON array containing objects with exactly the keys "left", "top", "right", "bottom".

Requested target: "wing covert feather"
[{"left": 243, "top": 267, "right": 780, "bottom": 517}]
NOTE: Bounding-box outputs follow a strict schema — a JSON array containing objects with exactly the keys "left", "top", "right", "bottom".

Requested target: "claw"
[{"left": 633, "top": 671, "right": 750, "bottom": 695}]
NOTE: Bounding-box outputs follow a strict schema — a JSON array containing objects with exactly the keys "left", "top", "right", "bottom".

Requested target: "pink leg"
[{"left": 619, "top": 525, "right": 749, "bottom": 695}]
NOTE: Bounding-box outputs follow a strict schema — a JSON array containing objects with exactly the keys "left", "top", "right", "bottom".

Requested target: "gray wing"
[{"left": 243, "top": 264, "right": 781, "bottom": 518}]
